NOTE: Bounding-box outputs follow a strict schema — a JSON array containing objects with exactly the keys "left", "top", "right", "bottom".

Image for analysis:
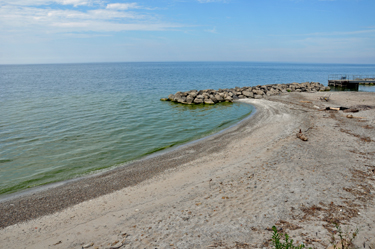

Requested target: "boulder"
[
  {"left": 189, "top": 92, "right": 198, "bottom": 98},
  {"left": 168, "top": 94, "right": 175, "bottom": 101},
  {"left": 186, "top": 95, "right": 194, "bottom": 104},
  {"left": 253, "top": 89, "right": 264, "bottom": 95},
  {"left": 193, "top": 98, "right": 203, "bottom": 104},
  {"left": 215, "top": 94, "right": 223, "bottom": 102},
  {"left": 204, "top": 99, "right": 215, "bottom": 104},
  {"left": 225, "top": 96, "right": 233, "bottom": 102},
  {"left": 243, "top": 91, "right": 253, "bottom": 98},
  {"left": 177, "top": 96, "right": 186, "bottom": 103},
  {"left": 254, "top": 94, "right": 263, "bottom": 99},
  {"left": 210, "top": 96, "right": 218, "bottom": 103}
]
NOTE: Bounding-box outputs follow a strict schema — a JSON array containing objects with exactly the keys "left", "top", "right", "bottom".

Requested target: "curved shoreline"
[
  {"left": 0, "top": 101, "right": 258, "bottom": 228},
  {"left": 1, "top": 92, "right": 374, "bottom": 249},
  {"left": 0, "top": 103, "right": 254, "bottom": 201}
]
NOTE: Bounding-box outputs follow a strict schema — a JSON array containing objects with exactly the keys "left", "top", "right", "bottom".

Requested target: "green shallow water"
[
  {"left": 1, "top": 61, "right": 375, "bottom": 196},
  {"left": 0, "top": 62, "right": 254, "bottom": 195}
]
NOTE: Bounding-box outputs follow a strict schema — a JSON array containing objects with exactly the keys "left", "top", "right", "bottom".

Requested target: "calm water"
[{"left": 1, "top": 62, "right": 374, "bottom": 196}]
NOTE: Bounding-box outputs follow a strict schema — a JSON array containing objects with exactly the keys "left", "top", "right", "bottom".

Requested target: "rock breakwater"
[{"left": 161, "top": 82, "right": 330, "bottom": 105}]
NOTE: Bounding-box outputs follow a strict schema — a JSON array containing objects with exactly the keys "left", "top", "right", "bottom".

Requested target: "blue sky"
[{"left": 0, "top": 0, "right": 374, "bottom": 64}]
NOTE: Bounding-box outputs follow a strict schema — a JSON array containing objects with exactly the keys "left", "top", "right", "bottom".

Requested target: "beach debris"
[
  {"left": 108, "top": 238, "right": 127, "bottom": 249},
  {"left": 346, "top": 114, "right": 353, "bottom": 118},
  {"left": 53, "top": 241, "right": 62, "bottom": 246},
  {"left": 162, "top": 82, "right": 328, "bottom": 105},
  {"left": 82, "top": 242, "right": 94, "bottom": 248},
  {"left": 325, "top": 107, "right": 340, "bottom": 111},
  {"left": 320, "top": 94, "right": 331, "bottom": 102},
  {"left": 343, "top": 108, "right": 359, "bottom": 113},
  {"left": 300, "top": 100, "right": 312, "bottom": 103},
  {"left": 297, "top": 129, "right": 308, "bottom": 141}
]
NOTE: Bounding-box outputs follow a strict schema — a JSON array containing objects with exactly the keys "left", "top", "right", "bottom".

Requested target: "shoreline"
[
  {"left": 1, "top": 91, "right": 375, "bottom": 249},
  {"left": 0, "top": 102, "right": 256, "bottom": 204},
  {"left": 0, "top": 100, "right": 258, "bottom": 228}
]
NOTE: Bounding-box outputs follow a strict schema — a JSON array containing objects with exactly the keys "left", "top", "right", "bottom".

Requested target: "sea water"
[{"left": 1, "top": 62, "right": 374, "bottom": 195}]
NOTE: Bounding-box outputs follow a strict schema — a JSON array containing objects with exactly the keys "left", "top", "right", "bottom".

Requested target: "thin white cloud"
[
  {"left": 0, "top": 0, "right": 101, "bottom": 7},
  {"left": 106, "top": 3, "right": 139, "bottom": 10},
  {"left": 0, "top": 2, "right": 183, "bottom": 33}
]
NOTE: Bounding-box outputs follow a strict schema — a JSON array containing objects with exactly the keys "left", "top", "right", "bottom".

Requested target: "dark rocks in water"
[{"left": 161, "top": 82, "right": 328, "bottom": 105}]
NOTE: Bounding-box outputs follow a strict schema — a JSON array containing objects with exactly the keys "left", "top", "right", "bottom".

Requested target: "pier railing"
[{"left": 328, "top": 74, "right": 375, "bottom": 81}]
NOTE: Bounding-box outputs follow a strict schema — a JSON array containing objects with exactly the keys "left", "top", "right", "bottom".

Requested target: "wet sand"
[{"left": 1, "top": 91, "right": 375, "bottom": 249}]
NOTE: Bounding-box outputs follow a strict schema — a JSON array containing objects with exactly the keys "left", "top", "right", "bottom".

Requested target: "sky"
[{"left": 0, "top": 0, "right": 374, "bottom": 64}]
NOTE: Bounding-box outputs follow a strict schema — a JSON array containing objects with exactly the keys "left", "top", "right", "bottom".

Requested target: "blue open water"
[{"left": 0, "top": 62, "right": 374, "bottom": 195}]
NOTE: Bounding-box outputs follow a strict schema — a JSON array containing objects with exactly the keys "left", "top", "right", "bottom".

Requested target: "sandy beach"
[{"left": 1, "top": 91, "right": 375, "bottom": 249}]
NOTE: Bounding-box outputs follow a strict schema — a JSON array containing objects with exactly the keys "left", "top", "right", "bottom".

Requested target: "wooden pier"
[{"left": 328, "top": 74, "right": 375, "bottom": 89}]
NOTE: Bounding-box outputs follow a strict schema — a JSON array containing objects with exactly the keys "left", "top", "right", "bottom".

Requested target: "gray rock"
[
  {"left": 210, "top": 96, "right": 218, "bottom": 103},
  {"left": 186, "top": 95, "right": 194, "bottom": 104},
  {"left": 189, "top": 92, "right": 197, "bottom": 98},
  {"left": 177, "top": 96, "right": 186, "bottom": 103},
  {"left": 254, "top": 94, "right": 263, "bottom": 99},
  {"left": 168, "top": 94, "right": 175, "bottom": 101},
  {"left": 204, "top": 99, "right": 215, "bottom": 104},
  {"left": 215, "top": 94, "right": 223, "bottom": 102},
  {"left": 253, "top": 90, "right": 264, "bottom": 95},
  {"left": 225, "top": 96, "right": 233, "bottom": 102},
  {"left": 242, "top": 91, "right": 253, "bottom": 98},
  {"left": 193, "top": 98, "right": 203, "bottom": 104}
]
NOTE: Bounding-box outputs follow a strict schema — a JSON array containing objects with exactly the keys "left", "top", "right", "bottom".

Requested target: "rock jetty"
[{"left": 161, "top": 82, "right": 330, "bottom": 105}]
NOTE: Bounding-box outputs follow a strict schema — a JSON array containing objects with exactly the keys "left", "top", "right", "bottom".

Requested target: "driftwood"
[
  {"left": 343, "top": 108, "right": 359, "bottom": 113},
  {"left": 325, "top": 106, "right": 358, "bottom": 112},
  {"left": 326, "top": 107, "right": 340, "bottom": 111},
  {"left": 296, "top": 129, "right": 308, "bottom": 141}
]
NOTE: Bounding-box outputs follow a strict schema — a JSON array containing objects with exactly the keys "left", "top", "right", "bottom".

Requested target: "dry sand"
[{"left": 0, "top": 91, "right": 375, "bottom": 249}]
